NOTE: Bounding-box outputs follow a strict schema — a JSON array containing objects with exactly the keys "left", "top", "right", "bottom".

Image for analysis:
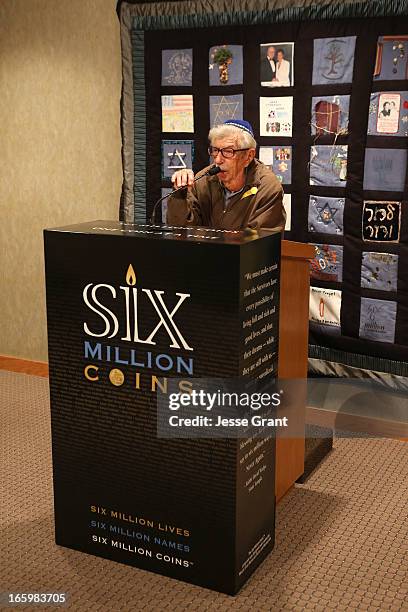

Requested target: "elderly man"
[
  {"left": 167, "top": 119, "right": 285, "bottom": 231},
  {"left": 260, "top": 46, "right": 276, "bottom": 82}
]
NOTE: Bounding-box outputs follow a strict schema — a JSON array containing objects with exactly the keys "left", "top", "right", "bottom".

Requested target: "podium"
[
  {"left": 44, "top": 220, "right": 282, "bottom": 595},
  {"left": 276, "top": 241, "right": 315, "bottom": 500}
]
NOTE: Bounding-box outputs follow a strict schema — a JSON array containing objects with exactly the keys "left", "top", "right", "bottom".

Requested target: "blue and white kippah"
[{"left": 224, "top": 119, "right": 254, "bottom": 138}]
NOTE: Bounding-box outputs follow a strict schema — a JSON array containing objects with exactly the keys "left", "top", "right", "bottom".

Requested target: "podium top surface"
[{"left": 44, "top": 220, "right": 280, "bottom": 246}]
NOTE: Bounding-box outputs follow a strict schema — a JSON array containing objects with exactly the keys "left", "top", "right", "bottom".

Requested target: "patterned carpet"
[{"left": 1, "top": 370, "right": 407, "bottom": 611}]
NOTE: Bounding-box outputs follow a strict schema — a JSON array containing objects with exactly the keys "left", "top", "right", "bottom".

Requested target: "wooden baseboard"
[{"left": 0, "top": 355, "right": 49, "bottom": 378}]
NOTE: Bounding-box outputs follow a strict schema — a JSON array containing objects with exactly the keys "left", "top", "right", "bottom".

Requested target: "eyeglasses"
[{"left": 208, "top": 146, "right": 250, "bottom": 159}]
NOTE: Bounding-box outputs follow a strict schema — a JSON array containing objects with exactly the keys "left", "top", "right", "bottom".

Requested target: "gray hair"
[{"left": 208, "top": 124, "right": 257, "bottom": 149}]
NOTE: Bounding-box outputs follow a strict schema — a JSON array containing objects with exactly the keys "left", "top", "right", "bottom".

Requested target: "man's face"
[
  {"left": 267, "top": 47, "right": 275, "bottom": 59},
  {"left": 211, "top": 137, "right": 254, "bottom": 188}
]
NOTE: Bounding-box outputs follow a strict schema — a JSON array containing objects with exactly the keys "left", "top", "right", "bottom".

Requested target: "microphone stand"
[{"left": 150, "top": 166, "right": 221, "bottom": 225}]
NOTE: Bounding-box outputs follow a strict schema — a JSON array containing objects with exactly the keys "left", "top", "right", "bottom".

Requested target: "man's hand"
[{"left": 171, "top": 169, "right": 195, "bottom": 189}]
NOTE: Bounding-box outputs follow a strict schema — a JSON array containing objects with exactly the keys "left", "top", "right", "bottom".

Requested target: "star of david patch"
[
  {"left": 162, "top": 141, "right": 194, "bottom": 178},
  {"left": 308, "top": 196, "right": 345, "bottom": 235},
  {"left": 209, "top": 95, "right": 243, "bottom": 127}
]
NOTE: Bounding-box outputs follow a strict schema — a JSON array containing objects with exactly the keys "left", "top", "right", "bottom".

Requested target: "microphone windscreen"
[{"left": 208, "top": 165, "right": 222, "bottom": 176}]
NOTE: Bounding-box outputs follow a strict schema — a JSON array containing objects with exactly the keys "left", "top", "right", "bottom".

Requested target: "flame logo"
[{"left": 126, "top": 264, "right": 136, "bottom": 286}]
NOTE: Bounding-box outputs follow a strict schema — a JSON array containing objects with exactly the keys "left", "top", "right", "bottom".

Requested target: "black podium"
[{"left": 44, "top": 220, "right": 281, "bottom": 595}]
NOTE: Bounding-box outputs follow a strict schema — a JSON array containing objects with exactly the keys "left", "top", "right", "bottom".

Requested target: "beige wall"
[{"left": 0, "top": 0, "right": 122, "bottom": 361}]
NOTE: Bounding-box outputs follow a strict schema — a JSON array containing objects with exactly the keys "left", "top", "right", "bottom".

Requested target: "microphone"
[
  {"left": 150, "top": 165, "right": 222, "bottom": 224},
  {"left": 204, "top": 165, "right": 222, "bottom": 176}
]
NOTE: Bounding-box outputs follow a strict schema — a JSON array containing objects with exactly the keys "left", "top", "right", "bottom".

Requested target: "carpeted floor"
[{"left": 1, "top": 370, "right": 407, "bottom": 611}]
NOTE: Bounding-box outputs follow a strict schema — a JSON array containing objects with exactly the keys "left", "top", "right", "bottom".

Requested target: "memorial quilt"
[{"left": 118, "top": 0, "right": 408, "bottom": 383}]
